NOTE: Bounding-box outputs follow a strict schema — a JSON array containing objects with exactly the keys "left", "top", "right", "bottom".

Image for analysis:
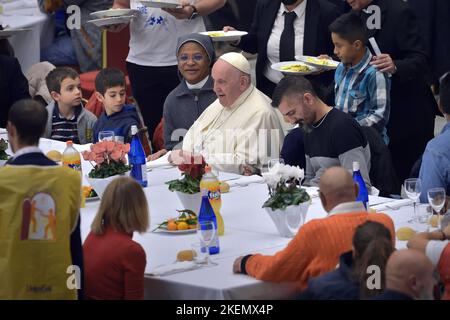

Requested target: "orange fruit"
[
  {"left": 188, "top": 224, "right": 197, "bottom": 229},
  {"left": 167, "top": 221, "right": 177, "bottom": 231},
  {"left": 177, "top": 222, "right": 188, "bottom": 230}
]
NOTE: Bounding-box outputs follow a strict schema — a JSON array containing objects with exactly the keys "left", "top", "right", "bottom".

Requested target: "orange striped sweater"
[{"left": 246, "top": 211, "right": 395, "bottom": 291}]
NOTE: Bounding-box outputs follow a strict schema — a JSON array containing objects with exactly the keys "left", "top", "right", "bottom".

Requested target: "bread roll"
[
  {"left": 177, "top": 250, "right": 196, "bottom": 262},
  {"left": 46, "top": 150, "right": 62, "bottom": 162},
  {"left": 396, "top": 227, "right": 416, "bottom": 241}
]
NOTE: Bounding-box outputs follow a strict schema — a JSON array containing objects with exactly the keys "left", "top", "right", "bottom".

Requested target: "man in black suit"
[
  {"left": 0, "top": 55, "right": 30, "bottom": 128},
  {"left": 348, "top": 0, "right": 439, "bottom": 186},
  {"left": 228, "top": 0, "right": 340, "bottom": 100},
  {"left": 5, "top": 99, "right": 84, "bottom": 299}
]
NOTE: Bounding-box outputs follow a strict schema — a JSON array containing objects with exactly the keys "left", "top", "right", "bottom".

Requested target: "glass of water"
[
  {"left": 98, "top": 130, "right": 115, "bottom": 142},
  {"left": 404, "top": 178, "right": 421, "bottom": 223},
  {"left": 427, "top": 187, "right": 446, "bottom": 228}
]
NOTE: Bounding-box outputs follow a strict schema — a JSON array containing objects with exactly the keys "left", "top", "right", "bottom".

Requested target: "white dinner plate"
[
  {"left": 199, "top": 30, "right": 248, "bottom": 42},
  {"left": 140, "top": 0, "right": 181, "bottom": 9},
  {"left": 295, "top": 55, "right": 339, "bottom": 70},
  {"left": 0, "top": 28, "right": 32, "bottom": 39},
  {"left": 88, "top": 15, "right": 135, "bottom": 27},
  {"left": 271, "top": 61, "right": 318, "bottom": 75},
  {"left": 85, "top": 196, "right": 100, "bottom": 202},
  {"left": 154, "top": 227, "right": 196, "bottom": 234},
  {"left": 90, "top": 8, "right": 140, "bottom": 19}
]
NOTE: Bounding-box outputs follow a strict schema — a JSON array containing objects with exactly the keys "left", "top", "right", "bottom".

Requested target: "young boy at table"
[
  {"left": 83, "top": 176, "right": 149, "bottom": 300},
  {"left": 92, "top": 68, "right": 141, "bottom": 143},
  {"left": 44, "top": 67, "right": 97, "bottom": 144},
  {"left": 330, "top": 12, "right": 391, "bottom": 144}
]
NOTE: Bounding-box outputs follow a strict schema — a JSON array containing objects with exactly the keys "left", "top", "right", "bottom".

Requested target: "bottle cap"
[
  {"left": 352, "top": 161, "right": 359, "bottom": 172},
  {"left": 131, "top": 125, "right": 138, "bottom": 135},
  {"left": 205, "top": 165, "right": 211, "bottom": 173},
  {"left": 66, "top": 140, "right": 73, "bottom": 146}
]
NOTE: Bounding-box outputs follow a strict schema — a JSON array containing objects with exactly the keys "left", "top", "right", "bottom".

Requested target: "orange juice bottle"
[
  {"left": 62, "top": 141, "right": 82, "bottom": 173},
  {"left": 200, "top": 166, "right": 224, "bottom": 236}
]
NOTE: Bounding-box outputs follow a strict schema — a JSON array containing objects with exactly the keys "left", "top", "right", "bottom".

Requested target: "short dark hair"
[
  {"left": 271, "top": 76, "right": 319, "bottom": 108},
  {"left": 46, "top": 67, "right": 79, "bottom": 94},
  {"left": 440, "top": 71, "right": 450, "bottom": 114},
  {"left": 329, "top": 12, "right": 367, "bottom": 44},
  {"left": 95, "top": 68, "right": 126, "bottom": 95},
  {"left": 8, "top": 99, "right": 48, "bottom": 145}
]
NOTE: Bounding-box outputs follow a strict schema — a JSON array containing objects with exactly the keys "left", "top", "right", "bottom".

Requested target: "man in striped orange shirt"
[{"left": 233, "top": 166, "right": 395, "bottom": 291}]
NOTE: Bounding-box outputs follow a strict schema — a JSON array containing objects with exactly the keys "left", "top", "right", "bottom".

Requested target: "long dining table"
[{"left": 0, "top": 135, "right": 421, "bottom": 299}]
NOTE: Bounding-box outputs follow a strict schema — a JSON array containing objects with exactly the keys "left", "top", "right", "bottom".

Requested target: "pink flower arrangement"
[{"left": 82, "top": 141, "right": 131, "bottom": 178}]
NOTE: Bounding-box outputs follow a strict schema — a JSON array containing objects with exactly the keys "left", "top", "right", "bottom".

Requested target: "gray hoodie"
[{"left": 44, "top": 101, "right": 97, "bottom": 144}]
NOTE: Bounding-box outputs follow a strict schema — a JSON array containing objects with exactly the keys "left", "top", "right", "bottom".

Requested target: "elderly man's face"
[
  {"left": 177, "top": 42, "right": 210, "bottom": 85},
  {"left": 212, "top": 59, "right": 247, "bottom": 108},
  {"left": 346, "top": 0, "right": 373, "bottom": 11}
]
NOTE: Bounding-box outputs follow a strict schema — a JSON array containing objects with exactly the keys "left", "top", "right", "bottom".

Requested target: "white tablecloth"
[
  {"left": 0, "top": 135, "right": 418, "bottom": 299},
  {"left": 1, "top": 6, "right": 53, "bottom": 72}
]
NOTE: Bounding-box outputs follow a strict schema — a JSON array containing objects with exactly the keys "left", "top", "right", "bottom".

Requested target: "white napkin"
[
  {"left": 304, "top": 186, "right": 319, "bottom": 198},
  {"left": 227, "top": 175, "right": 265, "bottom": 187},
  {"left": 0, "top": 0, "right": 36, "bottom": 13},
  {"left": 146, "top": 261, "right": 200, "bottom": 276},
  {"left": 371, "top": 199, "right": 414, "bottom": 212},
  {"left": 146, "top": 151, "right": 173, "bottom": 170}
]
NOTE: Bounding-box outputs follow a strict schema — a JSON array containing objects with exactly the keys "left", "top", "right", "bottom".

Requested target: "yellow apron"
[{"left": 0, "top": 165, "right": 81, "bottom": 299}]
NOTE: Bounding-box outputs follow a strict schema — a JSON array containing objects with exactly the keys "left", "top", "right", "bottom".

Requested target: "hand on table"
[
  {"left": 147, "top": 149, "right": 168, "bottom": 161},
  {"left": 370, "top": 54, "right": 397, "bottom": 74}
]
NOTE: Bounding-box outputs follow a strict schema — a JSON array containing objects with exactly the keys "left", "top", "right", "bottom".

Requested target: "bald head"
[
  {"left": 212, "top": 59, "right": 251, "bottom": 108},
  {"left": 385, "top": 249, "right": 435, "bottom": 300},
  {"left": 319, "top": 167, "right": 358, "bottom": 212}
]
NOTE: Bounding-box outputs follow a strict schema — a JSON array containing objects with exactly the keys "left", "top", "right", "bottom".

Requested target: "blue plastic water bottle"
[
  {"left": 198, "top": 189, "right": 220, "bottom": 255},
  {"left": 128, "top": 125, "right": 147, "bottom": 187},
  {"left": 353, "top": 161, "right": 369, "bottom": 209}
]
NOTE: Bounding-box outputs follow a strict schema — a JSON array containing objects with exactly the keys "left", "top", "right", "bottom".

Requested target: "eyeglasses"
[{"left": 178, "top": 53, "right": 205, "bottom": 63}]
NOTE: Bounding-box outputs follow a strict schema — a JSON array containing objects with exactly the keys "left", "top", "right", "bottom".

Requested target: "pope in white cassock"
[{"left": 179, "top": 52, "right": 285, "bottom": 174}]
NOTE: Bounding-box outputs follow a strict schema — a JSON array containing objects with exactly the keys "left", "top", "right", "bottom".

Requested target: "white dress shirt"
[{"left": 263, "top": 0, "right": 308, "bottom": 84}]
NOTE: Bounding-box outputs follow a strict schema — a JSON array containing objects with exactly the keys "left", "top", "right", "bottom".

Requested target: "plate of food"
[
  {"left": 88, "top": 15, "right": 135, "bottom": 27},
  {"left": 0, "top": 28, "right": 32, "bottom": 39},
  {"left": 199, "top": 30, "right": 248, "bottom": 42},
  {"left": 83, "top": 186, "right": 100, "bottom": 202},
  {"left": 152, "top": 210, "right": 198, "bottom": 234},
  {"left": 271, "top": 61, "right": 318, "bottom": 75},
  {"left": 90, "top": 8, "right": 140, "bottom": 19},
  {"left": 140, "top": 0, "right": 181, "bottom": 9},
  {"left": 295, "top": 55, "right": 339, "bottom": 70}
]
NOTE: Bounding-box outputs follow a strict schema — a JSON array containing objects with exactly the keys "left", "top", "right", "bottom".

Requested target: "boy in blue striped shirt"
[{"left": 330, "top": 12, "right": 390, "bottom": 144}]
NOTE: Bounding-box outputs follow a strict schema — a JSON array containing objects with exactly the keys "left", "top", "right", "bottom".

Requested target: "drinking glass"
[
  {"left": 98, "top": 130, "right": 115, "bottom": 142},
  {"left": 266, "top": 158, "right": 285, "bottom": 172},
  {"left": 404, "top": 178, "right": 421, "bottom": 223},
  {"left": 427, "top": 187, "right": 446, "bottom": 228},
  {"left": 197, "top": 221, "right": 216, "bottom": 265}
]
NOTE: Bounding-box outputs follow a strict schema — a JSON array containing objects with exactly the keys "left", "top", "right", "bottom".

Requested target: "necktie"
[{"left": 279, "top": 11, "right": 297, "bottom": 62}]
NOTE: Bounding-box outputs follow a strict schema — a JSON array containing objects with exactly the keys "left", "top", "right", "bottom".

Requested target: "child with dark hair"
[
  {"left": 44, "top": 67, "right": 97, "bottom": 144},
  {"left": 92, "top": 68, "right": 141, "bottom": 143},
  {"left": 299, "top": 221, "right": 394, "bottom": 300},
  {"left": 330, "top": 12, "right": 391, "bottom": 144}
]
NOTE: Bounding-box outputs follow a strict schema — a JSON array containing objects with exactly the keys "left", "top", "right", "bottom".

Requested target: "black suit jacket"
[
  {"left": 0, "top": 55, "right": 30, "bottom": 128},
  {"left": 7, "top": 152, "right": 84, "bottom": 299},
  {"left": 358, "top": 0, "right": 438, "bottom": 143},
  {"left": 238, "top": 0, "right": 340, "bottom": 97}
]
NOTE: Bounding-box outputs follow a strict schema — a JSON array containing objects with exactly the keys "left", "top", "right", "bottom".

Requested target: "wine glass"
[
  {"left": 427, "top": 187, "right": 446, "bottom": 228},
  {"left": 98, "top": 130, "right": 115, "bottom": 142},
  {"left": 266, "top": 158, "right": 285, "bottom": 172},
  {"left": 404, "top": 178, "right": 421, "bottom": 223},
  {"left": 197, "top": 221, "right": 216, "bottom": 264}
]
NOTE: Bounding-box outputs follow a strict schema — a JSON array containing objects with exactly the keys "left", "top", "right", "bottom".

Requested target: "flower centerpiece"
[
  {"left": 82, "top": 140, "right": 131, "bottom": 197},
  {"left": 166, "top": 153, "right": 206, "bottom": 213},
  {"left": 0, "top": 138, "right": 10, "bottom": 166},
  {"left": 262, "top": 163, "right": 311, "bottom": 237}
]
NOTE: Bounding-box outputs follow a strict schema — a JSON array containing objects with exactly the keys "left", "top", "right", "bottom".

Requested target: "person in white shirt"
[{"left": 110, "top": 0, "right": 226, "bottom": 142}]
